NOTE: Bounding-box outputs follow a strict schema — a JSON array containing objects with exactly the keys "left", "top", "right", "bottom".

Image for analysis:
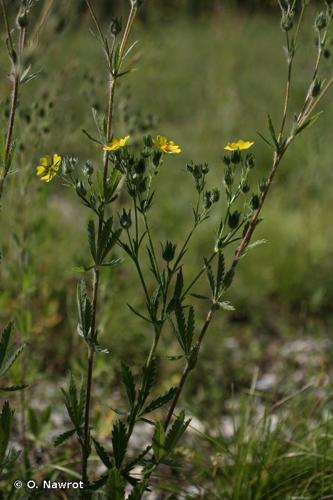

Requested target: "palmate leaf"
[
  {"left": 141, "top": 386, "right": 177, "bottom": 416},
  {"left": 61, "top": 374, "right": 85, "bottom": 430},
  {"left": 112, "top": 420, "right": 128, "bottom": 469}
]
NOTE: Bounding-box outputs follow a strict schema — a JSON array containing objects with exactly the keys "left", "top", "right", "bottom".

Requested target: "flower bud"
[
  {"left": 110, "top": 17, "right": 122, "bottom": 36},
  {"left": 144, "top": 135, "right": 154, "bottom": 148},
  {"left": 245, "top": 154, "right": 256, "bottom": 169},
  {"left": 223, "top": 155, "right": 231, "bottom": 166},
  {"left": 315, "top": 12, "right": 327, "bottom": 31},
  {"left": 311, "top": 78, "right": 322, "bottom": 98},
  {"left": 76, "top": 180, "right": 87, "bottom": 197},
  {"left": 16, "top": 9, "right": 29, "bottom": 29},
  {"left": 212, "top": 188, "right": 220, "bottom": 203},
  {"left": 251, "top": 194, "right": 260, "bottom": 210},
  {"left": 83, "top": 160, "right": 94, "bottom": 177},
  {"left": 162, "top": 241, "right": 176, "bottom": 262},
  {"left": 231, "top": 150, "right": 241, "bottom": 165},
  {"left": 62, "top": 156, "right": 77, "bottom": 175},
  {"left": 228, "top": 211, "right": 240, "bottom": 229},
  {"left": 153, "top": 151, "right": 163, "bottom": 167},
  {"left": 281, "top": 13, "right": 293, "bottom": 32},
  {"left": 135, "top": 158, "right": 146, "bottom": 175},
  {"left": 241, "top": 181, "right": 250, "bottom": 193},
  {"left": 119, "top": 209, "right": 132, "bottom": 229},
  {"left": 203, "top": 191, "right": 212, "bottom": 210},
  {"left": 202, "top": 163, "right": 209, "bottom": 175},
  {"left": 224, "top": 166, "right": 234, "bottom": 188}
]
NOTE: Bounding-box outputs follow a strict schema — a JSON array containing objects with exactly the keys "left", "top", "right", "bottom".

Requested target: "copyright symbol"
[{"left": 14, "top": 480, "right": 22, "bottom": 489}]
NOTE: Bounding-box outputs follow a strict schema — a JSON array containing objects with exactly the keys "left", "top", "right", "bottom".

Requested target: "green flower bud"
[
  {"left": 119, "top": 209, "right": 132, "bottom": 229},
  {"left": 110, "top": 17, "right": 122, "bottom": 36},
  {"left": 241, "top": 181, "right": 250, "bottom": 193},
  {"left": 231, "top": 150, "right": 241, "bottom": 165},
  {"left": 202, "top": 163, "right": 209, "bottom": 174},
  {"left": 153, "top": 151, "right": 163, "bottom": 167},
  {"left": 251, "top": 194, "right": 260, "bottom": 210},
  {"left": 311, "top": 78, "right": 322, "bottom": 98},
  {"left": 162, "top": 241, "right": 176, "bottom": 262},
  {"left": 228, "top": 211, "right": 240, "bottom": 229},
  {"left": 212, "top": 188, "right": 220, "bottom": 203},
  {"left": 144, "top": 135, "right": 154, "bottom": 148},
  {"left": 281, "top": 14, "right": 293, "bottom": 32},
  {"left": 223, "top": 155, "right": 231, "bottom": 166},
  {"left": 315, "top": 12, "right": 327, "bottom": 31},
  {"left": 245, "top": 154, "right": 256, "bottom": 169},
  {"left": 203, "top": 191, "right": 212, "bottom": 210},
  {"left": 224, "top": 166, "right": 234, "bottom": 187},
  {"left": 76, "top": 180, "right": 87, "bottom": 197},
  {"left": 62, "top": 156, "right": 77, "bottom": 175},
  {"left": 83, "top": 160, "right": 94, "bottom": 177}
]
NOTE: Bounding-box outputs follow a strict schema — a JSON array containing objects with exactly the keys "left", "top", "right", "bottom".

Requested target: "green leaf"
[
  {"left": 295, "top": 111, "right": 323, "bottom": 136},
  {"left": 152, "top": 421, "right": 165, "bottom": 462},
  {"left": 216, "top": 252, "right": 225, "bottom": 297},
  {"left": 137, "top": 358, "right": 157, "bottom": 410},
  {"left": 267, "top": 113, "right": 279, "bottom": 149},
  {"left": 0, "top": 401, "right": 13, "bottom": 466},
  {"left": 0, "top": 384, "right": 28, "bottom": 392},
  {"left": 112, "top": 420, "right": 128, "bottom": 469},
  {"left": 142, "top": 387, "right": 177, "bottom": 415},
  {"left": 76, "top": 280, "right": 92, "bottom": 339},
  {"left": 54, "top": 428, "right": 77, "bottom": 447},
  {"left": 106, "top": 468, "right": 125, "bottom": 500},
  {"left": 93, "top": 438, "right": 112, "bottom": 469},
  {"left": 82, "top": 129, "right": 103, "bottom": 145},
  {"left": 0, "top": 343, "right": 26, "bottom": 377},
  {"left": 165, "top": 411, "right": 190, "bottom": 455},
  {"left": 0, "top": 323, "right": 12, "bottom": 369},
  {"left": 87, "top": 220, "right": 97, "bottom": 262},
  {"left": 121, "top": 363, "right": 136, "bottom": 408},
  {"left": 204, "top": 257, "right": 215, "bottom": 295},
  {"left": 126, "top": 482, "right": 147, "bottom": 500}
]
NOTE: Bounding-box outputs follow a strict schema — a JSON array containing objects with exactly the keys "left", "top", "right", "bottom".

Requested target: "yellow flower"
[
  {"left": 224, "top": 140, "right": 254, "bottom": 151},
  {"left": 103, "top": 135, "right": 130, "bottom": 152},
  {"left": 36, "top": 154, "right": 61, "bottom": 182},
  {"left": 154, "top": 135, "right": 181, "bottom": 154}
]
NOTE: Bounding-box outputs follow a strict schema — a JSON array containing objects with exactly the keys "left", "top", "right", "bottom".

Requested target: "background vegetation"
[{"left": 1, "top": 0, "right": 333, "bottom": 497}]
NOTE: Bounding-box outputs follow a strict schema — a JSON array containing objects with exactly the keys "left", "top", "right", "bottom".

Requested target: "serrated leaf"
[
  {"left": 54, "top": 428, "right": 76, "bottom": 447},
  {"left": 112, "top": 420, "right": 128, "bottom": 469},
  {"left": 204, "top": 257, "right": 215, "bottom": 294},
  {"left": 216, "top": 252, "right": 225, "bottom": 297},
  {"left": 137, "top": 359, "right": 157, "bottom": 410},
  {"left": 121, "top": 363, "right": 136, "bottom": 408},
  {"left": 141, "top": 387, "right": 177, "bottom": 415},
  {"left": 165, "top": 411, "right": 190, "bottom": 454},
  {"left": 82, "top": 129, "right": 102, "bottom": 145},
  {"left": 87, "top": 220, "right": 97, "bottom": 262},
  {"left": 126, "top": 482, "right": 147, "bottom": 500},
  {"left": 0, "top": 323, "right": 12, "bottom": 369},
  {"left": 152, "top": 421, "right": 165, "bottom": 462},
  {"left": 0, "top": 343, "right": 25, "bottom": 377},
  {"left": 106, "top": 468, "right": 125, "bottom": 500},
  {"left": 93, "top": 438, "right": 112, "bottom": 469}
]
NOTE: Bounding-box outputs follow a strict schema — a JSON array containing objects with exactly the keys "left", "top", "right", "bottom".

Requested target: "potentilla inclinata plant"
[{"left": 32, "top": 0, "right": 333, "bottom": 497}]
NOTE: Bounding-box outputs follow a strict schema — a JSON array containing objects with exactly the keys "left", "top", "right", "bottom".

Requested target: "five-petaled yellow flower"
[
  {"left": 36, "top": 154, "right": 62, "bottom": 182},
  {"left": 224, "top": 140, "right": 254, "bottom": 151},
  {"left": 155, "top": 135, "right": 181, "bottom": 154},
  {"left": 103, "top": 135, "right": 130, "bottom": 152}
]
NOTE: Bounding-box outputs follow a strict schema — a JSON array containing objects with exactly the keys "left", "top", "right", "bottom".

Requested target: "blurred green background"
[{"left": 1, "top": 0, "right": 333, "bottom": 423}]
